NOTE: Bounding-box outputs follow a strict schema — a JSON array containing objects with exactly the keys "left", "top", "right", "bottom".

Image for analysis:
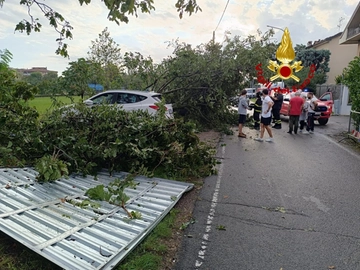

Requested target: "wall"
[
  {"left": 340, "top": 85, "right": 352, "bottom": 115},
  {"left": 313, "top": 35, "right": 357, "bottom": 84},
  {"left": 316, "top": 84, "right": 351, "bottom": 115}
]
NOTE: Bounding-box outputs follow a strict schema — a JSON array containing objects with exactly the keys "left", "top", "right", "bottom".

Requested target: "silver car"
[{"left": 83, "top": 90, "right": 174, "bottom": 118}]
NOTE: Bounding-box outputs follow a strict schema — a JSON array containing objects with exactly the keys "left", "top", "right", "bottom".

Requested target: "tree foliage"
[
  {"left": 342, "top": 56, "right": 360, "bottom": 113},
  {"left": 39, "top": 102, "right": 216, "bottom": 178},
  {"left": 284, "top": 45, "right": 330, "bottom": 89},
  {"left": 0, "top": 48, "right": 12, "bottom": 68},
  {"left": 122, "top": 51, "right": 156, "bottom": 90},
  {"left": 138, "top": 31, "right": 277, "bottom": 131},
  {"left": 87, "top": 27, "right": 122, "bottom": 68},
  {"left": 0, "top": 49, "right": 216, "bottom": 180},
  {"left": 0, "top": 54, "right": 40, "bottom": 166},
  {"left": 87, "top": 27, "right": 122, "bottom": 90},
  {"left": 61, "top": 58, "right": 103, "bottom": 98},
  {"left": 2, "top": 0, "right": 201, "bottom": 57}
]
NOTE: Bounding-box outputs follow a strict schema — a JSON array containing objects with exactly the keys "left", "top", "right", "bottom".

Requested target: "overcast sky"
[{"left": 0, "top": 0, "right": 358, "bottom": 75}]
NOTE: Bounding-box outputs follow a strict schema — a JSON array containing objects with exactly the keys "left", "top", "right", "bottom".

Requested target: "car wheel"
[{"left": 318, "top": 118, "right": 328, "bottom": 125}]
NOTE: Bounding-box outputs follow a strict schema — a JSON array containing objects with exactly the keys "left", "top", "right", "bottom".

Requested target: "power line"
[{"left": 214, "top": 0, "right": 230, "bottom": 32}]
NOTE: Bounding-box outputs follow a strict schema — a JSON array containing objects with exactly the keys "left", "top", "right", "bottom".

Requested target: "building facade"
[{"left": 307, "top": 33, "right": 357, "bottom": 85}]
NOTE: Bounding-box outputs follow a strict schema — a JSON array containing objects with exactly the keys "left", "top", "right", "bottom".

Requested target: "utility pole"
[{"left": 212, "top": 31, "right": 215, "bottom": 43}]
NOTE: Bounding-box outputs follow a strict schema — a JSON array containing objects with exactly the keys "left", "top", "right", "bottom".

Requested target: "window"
[
  {"left": 320, "top": 93, "right": 331, "bottom": 101},
  {"left": 116, "top": 93, "right": 147, "bottom": 104},
  {"left": 152, "top": 95, "right": 162, "bottom": 102},
  {"left": 91, "top": 93, "right": 115, "bottom": 104}
]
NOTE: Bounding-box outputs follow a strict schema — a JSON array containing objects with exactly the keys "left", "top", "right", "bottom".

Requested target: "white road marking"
[{"left": 195, "top": 145, "right": 225, "bottom": 269}]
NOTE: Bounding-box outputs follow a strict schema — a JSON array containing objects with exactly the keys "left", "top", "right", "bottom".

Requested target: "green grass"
[
  {"left": 27, "top": 96, "right": 83, "bottom": 115},
  {"left": 118, "top": 209, "right": 179, "bottom": 270}
]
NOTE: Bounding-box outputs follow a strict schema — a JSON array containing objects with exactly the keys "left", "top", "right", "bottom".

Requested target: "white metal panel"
[{"left": 0, "top": 168, "right": 193, "bottom": 270}]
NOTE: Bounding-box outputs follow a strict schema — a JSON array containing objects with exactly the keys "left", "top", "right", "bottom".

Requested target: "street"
[{"left": 175, "top": 116, "right": 360, "bottom": 270}]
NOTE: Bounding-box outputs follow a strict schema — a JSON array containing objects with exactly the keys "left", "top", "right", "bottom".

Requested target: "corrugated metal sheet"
[{"left": 0, "top": 168, "right": 193, "bottom": 270}]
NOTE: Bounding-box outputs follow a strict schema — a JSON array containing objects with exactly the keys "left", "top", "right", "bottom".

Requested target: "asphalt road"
[{"left": 175, "top": 116, "right": 360, "bottom": 270}]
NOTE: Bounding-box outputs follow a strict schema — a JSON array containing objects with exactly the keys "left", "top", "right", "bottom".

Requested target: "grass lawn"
[{"left": 28, "top": 96, "right": 83, "bottom": 115}]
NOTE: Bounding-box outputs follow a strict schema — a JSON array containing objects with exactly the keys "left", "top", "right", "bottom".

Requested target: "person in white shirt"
[
  {"left": 306, "top": 92, "right": 318, "bottom": 134},
  {"left": 299, "top": 95, "right": 310, "bottom": 134},
  {"left": 254, "top": 89, "right": 274, "bottom": 142}
]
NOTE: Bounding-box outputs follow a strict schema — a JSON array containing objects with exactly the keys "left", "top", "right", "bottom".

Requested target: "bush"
[{"left": 37, "top": 102, "right": 217, "bottom": 179}]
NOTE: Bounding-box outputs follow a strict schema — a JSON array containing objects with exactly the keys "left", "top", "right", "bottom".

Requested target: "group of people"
[
  {"left": 237, "top": 89, "right": 274, "bottom": 142},
  {"left": 237, "top": 88, "right": 318, "bottom": 142},
  {"left": 287, "top": 91, "right": 318, "bottom": 134}
]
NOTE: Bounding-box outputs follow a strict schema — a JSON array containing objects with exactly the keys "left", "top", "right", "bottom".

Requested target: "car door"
[
  {"left": 319, "top": 92, "right": 333, "bottom": 104},
  {"left": 86, "top": 92, "right": 117, "bottom": 106},
  {"left": 319, "top": 91, "right": 333, "bottom": 111},
  {"left": 114, "top": 92, "right": 148, "bottom": 112}
]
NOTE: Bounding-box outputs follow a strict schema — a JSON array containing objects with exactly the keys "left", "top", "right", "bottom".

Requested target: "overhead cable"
[{"left": 214, "top": 0, "right": 230, "bottom": 32}]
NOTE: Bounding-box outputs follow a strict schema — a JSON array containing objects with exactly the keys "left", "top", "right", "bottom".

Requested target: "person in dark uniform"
[
  {"left": 271, "top": 90, "right": 283, "bottom": 129},
  {"left": 250, "top": 91, "right": 262, "bottom": 130}
]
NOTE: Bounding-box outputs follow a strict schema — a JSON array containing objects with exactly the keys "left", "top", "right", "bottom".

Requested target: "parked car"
[
  {"left": 280, "top": 91, "right": 333, "bottom": 125},
  {"left": 229, "top": 96, "right": 239, "bottom": 106},
  {"left": 245, "top": 88, "right": 256, "bottom": 99},
  {"left": 83, "top": 90, "right": 174, "bottom": 118}
]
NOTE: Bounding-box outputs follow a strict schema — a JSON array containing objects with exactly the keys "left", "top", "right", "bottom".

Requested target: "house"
[
  {"left": 339, "top": 1, "right": 360, "bottom": 53},
  {"left": 307, "top": 32, "right": 357, "bottom": 85},
  {"left": 338, "top": 1, "right": 360, "bottom": 115},
  {"left": 306, "top": 32, "right": 357, "bottom": 116}
]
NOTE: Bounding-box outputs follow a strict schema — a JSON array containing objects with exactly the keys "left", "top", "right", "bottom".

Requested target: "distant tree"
[
  {"left": 37, "top": 76, "right": 62, "bottom": 95},
  {"left": 294, "top": 44, "right": 306, "bottom": 54},
  {"left": 1, "top": 0, "right": 201, "bottom": 57},
  {"left": 24, "top": 72, "right": 43, "bottom": 86},
  {"left": 284, "top": 45, "right": 330, "bottom": 88},
  {"left": 87, "top": 28, "right": 122, "bottom": 67},
  {"left": 87, "top": 28, "right": 121, "bottom": 90},
  {"left": 122, "top": 51, "right": 156, "bottom": 90},
  {"left": 42, "top": 72, "right": 58, "bottom": 81},
  {"left": 61, "top": 58, "right": 100, "bottom": 98}
]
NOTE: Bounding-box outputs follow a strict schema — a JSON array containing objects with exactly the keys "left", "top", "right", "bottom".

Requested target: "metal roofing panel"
[{"left": 0, "top": 168, "right": 193, "bottom": 270}]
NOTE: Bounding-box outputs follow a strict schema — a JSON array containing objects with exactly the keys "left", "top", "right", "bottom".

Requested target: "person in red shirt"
[{"left": 287, "top": 91, "right": 304, "bottom": 134}]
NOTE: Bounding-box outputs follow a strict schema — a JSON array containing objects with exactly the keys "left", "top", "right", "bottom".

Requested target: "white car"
[
  {"left": 245, "top": 88, "right": 256, "bottom": 99},
  {"left": 83, "top": 90, "right": 174, "bottom": 118}
]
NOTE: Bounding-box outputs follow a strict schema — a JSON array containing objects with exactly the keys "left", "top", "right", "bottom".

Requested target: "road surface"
[{"left": 175, "top": 116, "right": 360, "bottom": 270}]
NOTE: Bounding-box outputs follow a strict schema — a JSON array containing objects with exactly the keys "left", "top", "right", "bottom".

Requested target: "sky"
[{"left": 0, "top": 0, "right": 359, "bottom": 75}]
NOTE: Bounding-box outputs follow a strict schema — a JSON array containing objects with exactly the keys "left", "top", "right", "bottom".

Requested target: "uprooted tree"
[
  {"left": 142, "top": 30, "right": 278, "bottom": 131},
  {"left": 0, "top": 49, "right": 217, "bottom": 180}
]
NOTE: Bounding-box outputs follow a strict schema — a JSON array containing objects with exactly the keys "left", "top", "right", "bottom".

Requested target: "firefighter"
[
  {"left": 271, "top": 90, "right": 283, "bottom": 129},
  {"left": 250, "top": 91, "right": 262, "bottom": 130}
]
